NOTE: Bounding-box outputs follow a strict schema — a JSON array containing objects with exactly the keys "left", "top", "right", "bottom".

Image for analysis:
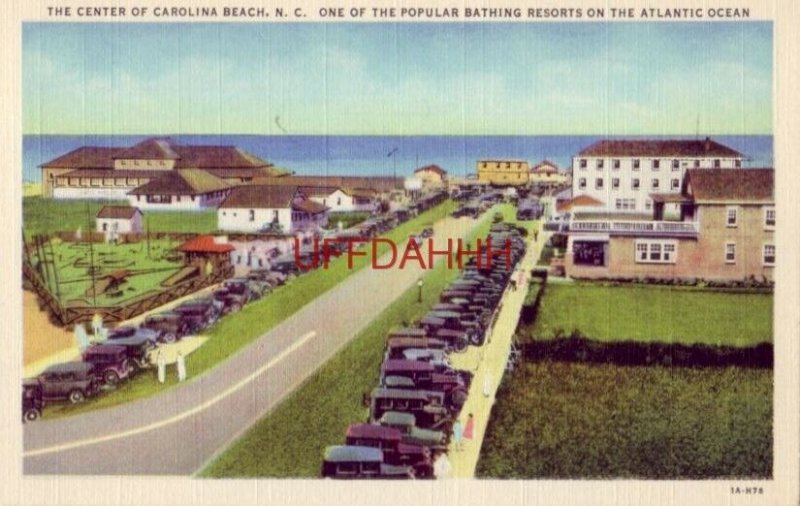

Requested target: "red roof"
[
  {"left": 96, "top": 206, "right": 142, "bottom": 219},
  {"left": 685, "top": 168, "right": 774, "bottom": 202},
  {"left": 578, "top": 138, "right": 743, "bottom": 158},
  {"left": 41, "top": 147, "right": 119, "bottom": 169},
  {"left": 176, "top": 235, "right": 235, "bottom": 254},
  {"left": 556, "top": 194, "right": 604, "bottom": 213}
]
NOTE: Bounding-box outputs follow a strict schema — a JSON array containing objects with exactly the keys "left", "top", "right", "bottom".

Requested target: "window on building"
[
  {"left": 694, "top": 160, "right": 701, "bottom": 168},
  {"left": 612, "top": 178, "right": 620, "bottom": 190},
  {"left": 714, "top": 159, "right": 721, "bottom": 168},
  {"left": 672, "top": 159, "right": 680, "bottom": 170},
  {"left": 615, "top": 199, "right": 622, "bottom": 210},
  {"left": 578, "top": 178, "right": 586, "bottom": 190},
  {"left": 337, "top": 197, "right": 342, "bottom": 206},
  {"left": 671, "top": 178, "right": 680, "bottom": 190},
  {"left": 579, "top": 159, "right": 587, "bottom": 169},
  {"left": 632, "top": 178, "right": 640, "bottom": 191},
  {"left": 249, "top": 209, "right": 255, "bottom": 222},
  {"left": 726, "top": 206, "right": 738, "bottom": 227},
  {"left": 651, "top": 179, "right": 660, "bottom": 190},
  {"left": 763, "top": 244, "right": 775, "bottom": 266},
  {"left": 633, "top": 159, "right": 640, "bottom": 170},
  {"left": 613, "top": 159, "right": 620, "bottom": 170},
  {"left": 652, "top": 160, "right": 660, "bottom": 170},
  {"left": 635, "top": 240, "right": 677, "bottom": 264},
  {"left": 645, "top": 199, "right": 652, "bottom": 211},
  {"left": 272, "top": 210, "right": 279, "bottom": 223},
  {"left": 725, "top": 242, "right": 736, "bottom": 264},
  {"left": 595, "top": 178, "right": 604, "bottom": 190},
  {"left": 597, "top": 159, "right": 604, "bottom": 169},
  {"left": 90, "top": 179, "right": 100, "bottom": 187},
  {"left": 735, "top": 159, "right": 742, "bottom": 168},
  {"left": 765, "top": 207, "right": 775, "bottom": 229}
]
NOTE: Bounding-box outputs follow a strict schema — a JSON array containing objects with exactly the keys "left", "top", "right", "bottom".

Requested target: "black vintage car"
[
  {"left": 321, "top": 445, "right": 414, "bottom": 479},
  {"left": 369, "top": 387, "right": 453, "bottom": 430},
  {"left": 174, "top": 299, "right": 219, "bottom": 333},
  {"left": 99, "top": 335, "right": 156, "bottom": 373},
  {"left": 82, "top": 344, "right": 132, "bottom": 386},
  {"left": 34, "top": 362, "right": 100, "bottom": 404},
  {"left": 140, "top": 312, "right": 190, "bottom": 343},
  {"left": 345, "top": 424, "right": 433, "bottom": 478},
  {"left": 22, "top": 379, "right": 43, "bottom": 422}
]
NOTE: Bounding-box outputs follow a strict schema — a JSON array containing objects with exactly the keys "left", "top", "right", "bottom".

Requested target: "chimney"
[{"left": 704, "top": 137, "right": 711, "bottom": 152}]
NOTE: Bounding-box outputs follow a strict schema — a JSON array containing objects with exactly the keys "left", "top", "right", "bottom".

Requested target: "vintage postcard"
[{"left": 2, "top": 0, "right": 798, "bottom": 505}]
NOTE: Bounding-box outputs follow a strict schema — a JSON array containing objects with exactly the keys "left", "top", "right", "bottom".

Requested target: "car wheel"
[
  {"left": 230, "top": 303, "right": 242, "bottom": 313},
  {"left": 68, "top": 390, "right": 85, "bottom": 404},
  {"left": 162, "top": 332, "right": 177, "bottom": 344},
  {"left": 470, "top": 332, "right": 483, "bottom": 345},
  {"left": 104, "top": 370, "right": 120, "bottom": 386},
  {"left": 23, "top": 408, "right": 41, "bottom": 423},
  {"left": 453, "top": 338, "right": 468, "bottom": 353}
]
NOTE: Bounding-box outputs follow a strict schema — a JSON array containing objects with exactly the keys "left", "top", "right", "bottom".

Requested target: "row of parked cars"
[
  {"left": 21, "top": 273, "right": 286, "bottom": 423},
  {"left": 321, "top": 220, "right": 528, "bottom": 479}
]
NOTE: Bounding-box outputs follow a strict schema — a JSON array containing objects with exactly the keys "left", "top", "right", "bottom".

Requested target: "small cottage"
[{"left": 96, "top": 205, "right": 143, "bottom": 242}]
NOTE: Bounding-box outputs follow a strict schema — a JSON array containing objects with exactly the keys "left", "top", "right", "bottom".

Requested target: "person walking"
[
  {"left": 176, "top": 351, "right": 187, "bottom": 382},
  {"left": 483, "top": 371, "right": 493, "bottom": 398},
  {"left": 452, "top": 419, "right": 464, "bottom": 452},
  {"left": 156, "top": 351, "right": 166, "bottom": 384},
  {"left": 433, "top": 452, "right": 452, "bottom": 479},
  {"left": 463, "top": 413, "right": 475, "bottom": 442}
]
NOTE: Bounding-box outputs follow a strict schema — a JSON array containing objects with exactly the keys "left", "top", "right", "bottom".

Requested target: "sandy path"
[{"left": 446, "top": 221, "right": 549, "bottom": 478}]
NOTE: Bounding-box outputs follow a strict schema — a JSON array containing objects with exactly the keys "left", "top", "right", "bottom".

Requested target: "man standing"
[{"left": 176, "top": 351, "right": 187, "bottom": 382}]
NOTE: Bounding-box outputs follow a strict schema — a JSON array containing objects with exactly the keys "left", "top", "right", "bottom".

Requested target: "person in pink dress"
[{"left": 463, "top": 413, "right": 475, "bottom": 441}]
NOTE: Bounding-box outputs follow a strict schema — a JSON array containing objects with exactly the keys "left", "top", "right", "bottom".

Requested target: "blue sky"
[{"left": 22, "top": 22, "right": 772, "bottom": 135}]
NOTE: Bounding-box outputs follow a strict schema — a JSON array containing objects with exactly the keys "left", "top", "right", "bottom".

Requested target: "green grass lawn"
[
  {"left": 23, "top": 196, "right": 218, "bottom": 236},
  {"left": 200, "top": 207, "right": 498, "bottom": 477},
  {"left": 528, "top": 283, "right": 772, "bottom": 347},
  {"left": 32, "top": 239, "right": 181, "bottom": 306},
  {"left": 41, "top": 201, "right": 457, "bottom": 418},
  {"left": 477, "top": 361, "right": 772, "bottom": 478},
  {"left": 324, "top": 211, "right": 371, "bottom": 230}
]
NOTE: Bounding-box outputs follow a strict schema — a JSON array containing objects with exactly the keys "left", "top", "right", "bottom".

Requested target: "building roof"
[
  {"left": 219, "top": 184, "right": 300, "bottom": 209},
  {"left": 292, "top": 199, "right": 328, "bottom": 214},
  {"left": 41, "top": 147, "right": 119, "bottom": 169},
  {"left": 532, "top": 160, "right": 559, "bottom": 173},
  {"left": 128, "top": 169, "right": 231, "bottom": 196},
  {"left": 648, "top": 193, "right": 693, "bottom": 204},
  {"left": 685, "top": 168, "right": 774, "bottom": 202},
  {"left": 60, "top": 169, "right": 164, "bottom": 179},
  {"left": 96, "top": 206, "right": 142, "bottom": 219},
  {"left": 252, "top": 175, "right": 402, "bottom": 193},
  {"left": 176, "top": 235, "right": 235, "bottom": 254},
  {"left": 556, "top": 194, "right": 604, "bottom": 213},
  {"left": 577, "top": 138, "right": 743, "bottom": 158},
  {"left": 42, "top": 137, "right": 279, "bottom": 172},
  {"left": 414, "top": 164, "right": 447, "bottom": 176}
]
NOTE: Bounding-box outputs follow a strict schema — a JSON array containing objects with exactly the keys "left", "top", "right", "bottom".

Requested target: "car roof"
[
  {"left": 346, "top": 423, "right": 402, "bottom": 441},
  {"left": 84, "top": 344, "right": 127, "bottom": 354},
  {"left": 103, "top": 336, "right": 152, "bottom": 346},
  {"left": 382, "top": 359, "right": 435, "bottom": 372},
  {"left": 379, "top": 411, "right": 416, "bottom": 425},
  {"left": 383, "top": 376, "right": 416, "bottom": 388},
  {"left": 371, "top": 387, "right": 442, "bottom": 400},
  {"left": 388, "top": 328, "right": 427, "bottom": 337},
  {"left": 387, "top": 337, "right": 446, "bottom": 348},
  {"left": 324, "top": 445, "right": 383, "bottom": 463},
  {"left": 420, "top": 316, "right": 445, "bottom": 326},
  {"left": 43, "top": 361, "right": 93, "bottom": 374}
]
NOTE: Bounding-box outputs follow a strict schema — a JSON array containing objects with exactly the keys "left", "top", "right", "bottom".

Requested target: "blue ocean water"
[{"left": 22, "top": 135, "right": 774, "bottom": 183}]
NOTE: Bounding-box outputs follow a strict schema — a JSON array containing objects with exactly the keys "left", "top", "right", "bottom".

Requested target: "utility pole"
[{"left": 86, "top": 203, "right": 97, "bottom": 307}]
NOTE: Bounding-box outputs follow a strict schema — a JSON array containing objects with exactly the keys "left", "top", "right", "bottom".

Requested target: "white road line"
[{"left": 24, "top": 331, "right": 317, "bottom": 458}]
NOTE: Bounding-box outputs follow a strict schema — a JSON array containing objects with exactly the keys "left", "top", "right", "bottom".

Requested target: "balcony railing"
[{"left": 569, "top": 220, "right": 699, "bottom": 236}]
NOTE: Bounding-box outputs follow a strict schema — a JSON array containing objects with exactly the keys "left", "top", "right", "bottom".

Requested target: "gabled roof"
[
  {"left": 114, "top": 138, "right": 180, "bottom": 160},
  {"left": 219, "top": 184, "right": 300, "bottom": 209},
  {"left": 96, "top": 206, "right": 142, "bottom": 219},
  {"left": 556, "top": 194, "right": 604, "bottom": 213},
  {"left": 292, "top": 199, "right": 328, "bottom": 214},
  {"left": 176, "top": 235, "right": 235, "bottom": 254},
  {"left": 578, "top": 138, "right": 743, "bottom": 158},
  {"left": 172, "top": 146, "right": 272, "bottom": 169},
  {"left": 685, "top": 168, "right": 774, "bottom": 202},
  {"left": 532, "top": 160, "right": 559, "bottom": 173},
  {"left": 128, "top": 169, "right": 231, "bottom": 196},
  {"left": 41, "top": 147, "right": 119, "bottom": 169},
  {"left": 415, "top": 164, "right": 447, "bottom": 176}
]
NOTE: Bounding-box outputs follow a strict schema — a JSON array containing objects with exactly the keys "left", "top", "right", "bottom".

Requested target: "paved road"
[{"left": 23, "top": 214, "right": 484, "bottom": 475}]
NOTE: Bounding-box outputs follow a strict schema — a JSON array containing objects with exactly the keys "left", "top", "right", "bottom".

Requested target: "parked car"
[
  {"left": 369, "top": 388, "right": 452, "bottom": 430},
  {"left": 224, "top": 277, "right": 268, "bottom": 301},
  {"left": 22, "top": 379, "right": 43, "bottom": 422},
  {"left": 140, "top": 312, "right": 190, "bottom": 343},
  {"left": 81, "top": 344, "right": 132, "bottom": 386},
  {"left": 98, "top": 335, "right": 156, "bottom": 373},
  {"left": 380, "top": 359, "right": 472, "bottom": 390},
  {"left": 385, "top": 337, "right": 448, "bottom": 360},
  {"left": 212, "top": 287, "right": 248, "bottom": 314},
  {"left": 107, "top": 325, "right": 160, "bottom": 342},
  {"left": 345, "top": 424, "right": 432, "bottom": 478},
  {"left": 174, "top": 300, "right": 219, "bottom": 333},
  {"left": 34, "top": 362, "right": 100, "bottom": 404},
  {"left": 376, "top": 411, "right": 447, "bottom": 450},
  {"left": 382, "top": 374, "right": 469, "bottom": 410},
  {"left": 320, "top": 445, "right": 415, "bottom": 479},
  {"left": 420, "top": 227, "right": 434, "bottom": 239}
]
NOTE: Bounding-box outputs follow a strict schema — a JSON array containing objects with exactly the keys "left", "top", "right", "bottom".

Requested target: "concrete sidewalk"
[{"left": 447, "top": 221, "right": 549, "bottom": 478}]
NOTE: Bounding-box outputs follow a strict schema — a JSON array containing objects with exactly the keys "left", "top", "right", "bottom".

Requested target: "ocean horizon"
[{"left": 22, "top": 134, "right": 774, "bottom": 184}]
